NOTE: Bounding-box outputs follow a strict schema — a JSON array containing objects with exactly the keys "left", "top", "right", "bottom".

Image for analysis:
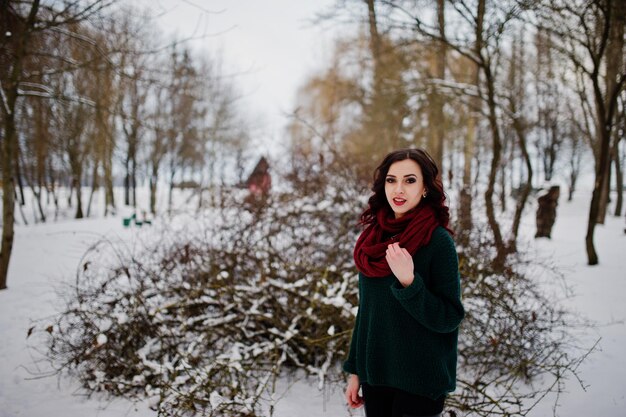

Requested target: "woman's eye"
[
  {"left": 386, "top": 178, "right": 395, "bottom": 183},
  {"left": 406, "top": 178, "right": 416, "bottom": 183}
]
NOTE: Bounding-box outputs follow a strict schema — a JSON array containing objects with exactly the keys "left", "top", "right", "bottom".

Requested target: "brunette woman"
[{"left": 343, "top": 148, "right": 464, "bottom": 417}]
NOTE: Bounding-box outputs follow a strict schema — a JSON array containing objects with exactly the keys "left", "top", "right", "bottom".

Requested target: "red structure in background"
[{"left": 246, "top": 157, "right": 271, "bottom": 198}]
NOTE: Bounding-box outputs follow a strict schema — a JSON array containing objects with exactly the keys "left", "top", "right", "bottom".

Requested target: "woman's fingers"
[
  {"left": 349, "top": 391, "right": 363, "bottom": 408},
  {"left": 387, "top": 242, "right": 399, "bottom": 256},
  {"left": 346, "top": 390, "right": 360, "bottom": 408},
  {"left": 387, "top": 243, "right": 410, "bottom": 260}
]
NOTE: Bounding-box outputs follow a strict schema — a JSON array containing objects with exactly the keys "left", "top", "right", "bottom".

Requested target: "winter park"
[{"left": 1, "top": 1, "right": 626, "bottom": 417}]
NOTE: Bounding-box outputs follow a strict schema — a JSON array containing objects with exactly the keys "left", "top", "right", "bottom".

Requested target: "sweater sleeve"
[
  {"left": 342, "top": 305, "right": 359, "bottom": 374},
  {"left": 389, "top": 229, "right": 464, "bottom": 333}
]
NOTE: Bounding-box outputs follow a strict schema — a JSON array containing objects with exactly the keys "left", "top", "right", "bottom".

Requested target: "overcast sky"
[{"left": 139, "top": 0, "right": 345, "bottom": 158}]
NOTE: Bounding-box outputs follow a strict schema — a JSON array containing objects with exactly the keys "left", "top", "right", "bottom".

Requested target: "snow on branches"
[
  {"left": 44, "top": 191, "right": 361, "bottom": 416},
  {"left": 41, "top": 188, "right": 590, "bottom": 416}
]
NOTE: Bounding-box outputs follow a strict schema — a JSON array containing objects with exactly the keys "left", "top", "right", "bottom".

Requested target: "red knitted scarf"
[{"left": 353, "top": 204, "right": 442, "bottom": 277}]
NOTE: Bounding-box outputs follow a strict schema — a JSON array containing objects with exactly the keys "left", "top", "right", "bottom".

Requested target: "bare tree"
[
  {"left": 537, "top": 0, "right": 625, "bottom": 264},
  {"left": 378, "top": 0, "right": 529, "bottom": 268},
  {"left": 506, "top": 33, "right": 534, "bottom": 252},
  {"left": 0, "top": 0, "right": 120, "bottom": 289},
  {"left": 1, "top": 1, "right": 40, "bottom": 289},
  {"left": 534, "top": 28, "right": 565, "bottom": 183}
]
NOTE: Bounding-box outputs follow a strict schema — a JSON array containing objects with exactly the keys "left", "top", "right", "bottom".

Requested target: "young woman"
[{"left": 343, "top": 148, "right": 464, "bottom": 417}]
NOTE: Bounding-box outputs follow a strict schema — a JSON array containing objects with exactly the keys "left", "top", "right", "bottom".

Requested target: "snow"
[{"left": 1, "top": 190, "right": 625, "bottom": 417}]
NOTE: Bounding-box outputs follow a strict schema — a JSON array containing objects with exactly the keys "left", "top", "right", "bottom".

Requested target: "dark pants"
[{"left": 362, "top": 383, "right": 444, "bottom": 417}]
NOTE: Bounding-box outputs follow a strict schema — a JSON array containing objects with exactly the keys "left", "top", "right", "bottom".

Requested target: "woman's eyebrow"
[{"left": 386, "top": 174, "right": 417, "bottom": 178}]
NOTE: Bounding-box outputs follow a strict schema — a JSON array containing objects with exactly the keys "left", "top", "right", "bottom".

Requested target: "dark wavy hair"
[{"left": 360, "top": 148, "right": 450, "bottom": 228}]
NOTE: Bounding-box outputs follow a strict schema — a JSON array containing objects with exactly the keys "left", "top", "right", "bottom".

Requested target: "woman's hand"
[
  {"left": 345, "top": 374, "right": 364, "bottom": 408},
  {"left": 386, "top": 242, "right": 414, "bottom": 287}
]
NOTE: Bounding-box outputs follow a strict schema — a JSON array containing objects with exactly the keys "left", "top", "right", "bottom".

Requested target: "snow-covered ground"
[{"left": 1, "top": 189, "right": 625, "bottom": 417}]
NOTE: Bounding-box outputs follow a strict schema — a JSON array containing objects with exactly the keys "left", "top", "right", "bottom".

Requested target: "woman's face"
[{"left": 384, "top": 159, "right": 426, "bottom": 219}]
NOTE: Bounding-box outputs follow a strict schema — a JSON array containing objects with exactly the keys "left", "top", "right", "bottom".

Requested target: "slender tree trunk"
[
  {"left": 73, "top": 168, "right": 84, "bottom": 219},
  {"left": 597, "top": 153, "right": 611, "bottom": 224},
  {"left": 47, "top": 159, "right": 60, "bottom": 220},
  {"left": 150, "top": 164, "right": 158, "bottom": 215},
  {"left": 14, "top": 151, "right": 25, "bottom": 206},
  {"left": 124, "top": 155, "right": 130, "bottom": 206},
  {"left": 365, "top": 0, "right": 381, "bottom": 73},
  {"left": 103, "top": 144, "right": 114, "bottom": 215},
  {"left": 1, "top": 104, "right": 18, "bottom": 288},
  {"left": 484, "top": 65, "right": 506, "bottom": 269},
  {"left": 67, "top": 181, "right": 73, "bottom": 207},
  {"left": 614, "top": 137, "right": 623, "bottom": 217},
  {"left": 168, "top": 160, "right": 175, "bottom": 216},
  {"left": 597, "top": 0, "right": 624, "bottom": 224},
  {"left": 499, "top": 138, "right": 508, "bottom": 213},
  {"left": 429, "top": 0, "right": 446, "bottom": 170},
  {"left": 0, "top": 0, "right": 40, "bottom": 290},
  {"left": 365, "top": 0, "right": 388, "bottom": 156},
  {"left": 14, "top": 189, "right": 28, "bottom": 225},
  {"left": 587, "top": 97, "right": 612, "bottom": 264},
  {"left": 510, "top": 118, "right": 533, "bottom": 251},
  {"left": 123, "top": 119, "right": 138, "bottom": 207},
  {"left": 129, "top": 130, "right": 137, "bottom": 208},
  {"left": 131, "top": 155, "right": 137, "bottom": 208},
  {"left": 19, "top": 153, "right": 46, "bottom": 222},
  {"left": 86, "top": 160, "right": 99, "bottom": 218},
  {"left": 568, "top": 153, "right": 580, "bottom": 202},
  {"left": 458, "top": 0, "right": 484, "bottom": 245}
]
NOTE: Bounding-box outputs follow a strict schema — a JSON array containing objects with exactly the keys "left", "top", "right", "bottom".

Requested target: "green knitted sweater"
[{"left": 343, "top": 226, "right": 465, "bottom": 399}]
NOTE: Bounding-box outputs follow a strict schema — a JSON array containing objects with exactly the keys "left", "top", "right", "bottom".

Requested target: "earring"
[{"left": 423, "top": 192, "right": 427, "bottom": 198}]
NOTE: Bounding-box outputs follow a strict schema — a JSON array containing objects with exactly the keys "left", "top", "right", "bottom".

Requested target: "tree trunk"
[
  {"left": 457, "top": 0, "right": 484, "bottom": 245},
  {"left": 168, "top": 160, "right": 175, "bottom": 216},
  {"left": 499, "top": 139, "right": 508, "bottom": 213},
  {"left": 597, "top": 0, "right": 625, "bottom": 224},
  {"left": 86, "top": 160, "right": 99, "bottom": 218},
  {"left": 596, "top": 153, "right": 611, "bottom": 224},
  {"left": 132, "top": 156, "right": 137, "bottom": 208},
  {"left": 365, "top": 0, "right": 381, "bottom": 73},
  {"left": 568, "top": 137, "right": 582, "bottom": 202},
  {"left": 122, "top": 109, "right": 139, "bottom": 208},
  {"left": 14, "top": 150, "right": 25, "bottom": 206},
  {"left": 124, "top": 155, "right": 130, "bottom": 206},
  {"left": 150, "top": 164, "right": 158, "bottom": 215},
  {"left": 19, "top": 152, "right": 45, "bottom": 222},
  {"left": 614, "top": 136, "right": 623, "bottom": 217},
  {"left": 586, "top": 0, "right": 625, "bottom": 263},
  {"left": 568, "top": 159, "right": 579, "bottom": 202},
  {"left": 587, "top": 107, "right": 613, "bottom": 264},
  {"left": 67, "top": 181, "right": 73, "bottom": 207},
  {"left": 429, "top": 0, "right": 446, "bottom": 170},
  {"left": 1, "top": 108, "right": 18, "bottom": 289},
  {"left": 484, "top": 65, "right": 506, "bottom": 269},
  {"left": 103, "top": 148, "right": 114, "bottom": 215},
  {"left": 509, "top": 118, "right": 533, "bottom": 251},
  {"left": 74, "top": 169, "right": 84, "bottom": 219},
  {"left": 364, "top": 0, "right": 389, "bottom": 156},
  {"left": 0, "top": 0, "right": 40, "bottom": 290}
]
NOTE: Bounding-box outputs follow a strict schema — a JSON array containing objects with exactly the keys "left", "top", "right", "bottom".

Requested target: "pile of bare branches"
[
  {"left": 42, "top": 190, "right": 589, "bottom": 416},
  {"left": 44, "top": 190, "right": 361, "bottom": 416},
  {"left": 452, "top": 226, "right": 591, "bottom": 416}
]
